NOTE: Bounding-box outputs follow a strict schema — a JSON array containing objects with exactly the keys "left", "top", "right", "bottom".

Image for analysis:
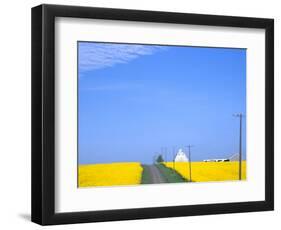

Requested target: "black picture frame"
[{"left": 31, "top": 4, "right": 274, "bottom": 225}]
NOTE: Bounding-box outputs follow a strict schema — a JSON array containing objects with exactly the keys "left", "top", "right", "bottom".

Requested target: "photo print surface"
[{"left": 78, "top": 41, "right": 246, "bottom": 188}]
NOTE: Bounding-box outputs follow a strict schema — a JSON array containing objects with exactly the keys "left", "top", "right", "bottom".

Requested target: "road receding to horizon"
[{"left": 141, "top": 165, "right": 167, "bottom": 184}]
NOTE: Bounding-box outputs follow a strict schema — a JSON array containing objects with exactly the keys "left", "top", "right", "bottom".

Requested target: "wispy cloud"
[{"left": 78, "top": 42, "right": 164, "bottom": 73}]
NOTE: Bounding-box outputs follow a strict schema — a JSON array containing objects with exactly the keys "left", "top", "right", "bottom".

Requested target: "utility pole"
[
  {"left": 153, "top": 154, "right": 157, "bottom": 165},
  {"left": 160, "top": 147, "right": 164, "bottom": 163},
  {"left": 164, "top": 147, "right": 167, "bottom": 163},
  {"left": 186, "top": 145, "right": 194, "bottom": 182},
  {"left": 233, "top": 113, "right": 243, "bottom": 180},
  {"left": 172, "top": 146, "right": 176, "bottom": 170}
]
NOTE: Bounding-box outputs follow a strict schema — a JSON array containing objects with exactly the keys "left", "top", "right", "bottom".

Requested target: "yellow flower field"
[
  {"left": 78, "top": 162, "right": 143, "bottom": 187},
  {"left": 164, "top": 161, "right": 246, "bottom": 182}
]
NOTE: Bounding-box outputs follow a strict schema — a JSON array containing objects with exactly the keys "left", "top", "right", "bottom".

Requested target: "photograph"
[{"left": 77, "top": 41, "right": 246, "bottom": 188}]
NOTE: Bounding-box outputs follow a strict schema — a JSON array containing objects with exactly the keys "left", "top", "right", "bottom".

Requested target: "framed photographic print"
[{"left": 31, "top": 4, "right": 274, "bottom": 225}]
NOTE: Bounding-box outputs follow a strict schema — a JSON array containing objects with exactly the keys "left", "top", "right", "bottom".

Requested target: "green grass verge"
[
  {"left": 156, "top": 163, "right": 187, "bottom": 183},
  {"left": 141, "top": 164, "right": 151, "bottom": 184}
]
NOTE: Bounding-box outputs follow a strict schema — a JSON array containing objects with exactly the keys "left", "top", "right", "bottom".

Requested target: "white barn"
[{"left": 174, "top": 149, "right": 188, "bottom": 162}]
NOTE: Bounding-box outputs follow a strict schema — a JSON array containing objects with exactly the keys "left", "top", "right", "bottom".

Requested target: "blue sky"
[{"left": 78, "top": 42, "right": 246, "bottom": 164}]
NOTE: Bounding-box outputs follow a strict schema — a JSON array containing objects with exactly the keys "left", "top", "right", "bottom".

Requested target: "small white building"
[{"left": 174, "top": 149, "right": 188, "bottom": 162}]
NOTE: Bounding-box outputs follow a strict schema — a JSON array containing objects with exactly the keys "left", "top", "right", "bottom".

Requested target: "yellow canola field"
[
  {"left": 79, "top": 162, "right": 143, "bottom": 187},
  {"left": 164, "top": 161, "right": 246, "bottom": 182}
]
